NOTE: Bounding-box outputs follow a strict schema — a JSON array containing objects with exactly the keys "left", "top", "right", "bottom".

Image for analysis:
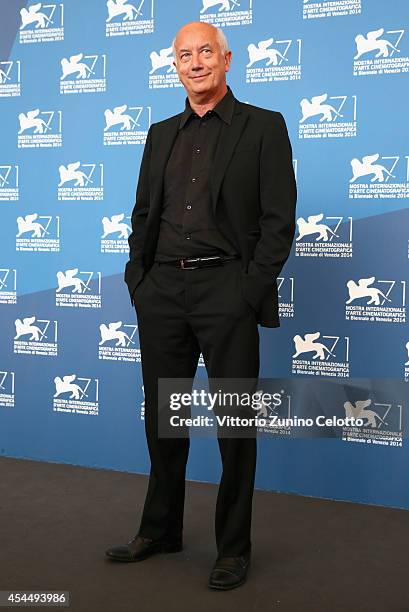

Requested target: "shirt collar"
[{"left": 179, "top": 85, "right": 235, "bottom": 130}]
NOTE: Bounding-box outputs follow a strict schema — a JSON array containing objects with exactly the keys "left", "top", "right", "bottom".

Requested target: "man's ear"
[{"left": 225, "top": 50, "right": 232, "bottom": 72}]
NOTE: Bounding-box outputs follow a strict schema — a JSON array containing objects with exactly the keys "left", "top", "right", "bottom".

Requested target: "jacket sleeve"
[
  {"left": 127, "top": 124, "right": 153, "bottom": 264},
  {"left": 246, "top": 112, "right": 297, "bottom": 300},
  {"left": 123, "top": 125, "right": 153, "bottom": 304}
]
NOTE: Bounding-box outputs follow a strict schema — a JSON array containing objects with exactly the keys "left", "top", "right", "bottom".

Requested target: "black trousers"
[{"left": 133, "top": 258, "right": 259, "bottom": 558}]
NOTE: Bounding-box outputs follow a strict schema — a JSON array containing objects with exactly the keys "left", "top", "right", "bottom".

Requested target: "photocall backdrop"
[{"left": 1, "top": 0, "right": 408, "bottom": 508}]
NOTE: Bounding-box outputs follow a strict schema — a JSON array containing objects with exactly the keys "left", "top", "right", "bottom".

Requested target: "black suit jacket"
[{"left": 124, "top": 97, "right": 297, "bottom": 327}]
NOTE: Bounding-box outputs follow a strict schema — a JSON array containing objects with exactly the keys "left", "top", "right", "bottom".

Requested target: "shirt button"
[
  {"left": 185, "top": 235, "right": 191, "bottom": 240},
  {"left": 186, "top": 204, "right": 192, "bottom": 210},
  {"left": 191, "top": 177, "right": 196, "bottom": 183},
  {"left": 195, "top": 148, "right": 201, "bottom": 154}
]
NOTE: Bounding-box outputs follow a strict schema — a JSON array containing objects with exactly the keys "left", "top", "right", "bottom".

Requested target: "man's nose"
[{"left": 190, "top": 52, "right": 204, "bottom": 71}]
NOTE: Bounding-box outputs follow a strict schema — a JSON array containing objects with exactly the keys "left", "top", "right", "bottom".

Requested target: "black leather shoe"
[
  {"left": 105, "top": 535, "right": 183, "bottom": 562},
  {"left": 208, "top": 554, "right": 250, "bottom": 590}
]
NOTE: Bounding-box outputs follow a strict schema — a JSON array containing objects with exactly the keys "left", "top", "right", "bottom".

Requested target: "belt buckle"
[{"left": 180, "top": 258, "right": 199, "bottom": 270}]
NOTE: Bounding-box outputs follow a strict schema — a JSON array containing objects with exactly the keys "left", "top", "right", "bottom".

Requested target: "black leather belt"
[{"left": 160, "top": 255, "right": 239, "bottom": 270}]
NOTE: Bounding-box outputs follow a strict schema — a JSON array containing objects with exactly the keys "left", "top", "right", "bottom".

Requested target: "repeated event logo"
[
  {"left": 348, "top": 153, "right": 409, "bottom": 200},
  {"left": 14, "top": 316, "right": 58, "bottom": 357},
  {"left": 246, "top": 36, "right": 302, "bottom": 83},
  {"left": 55, "top": 268, "right": 102, "bottom": 309},
  {"left": 101, "top": 213, "right": 131, "bottom": 254},
  {"left": 106, "top": 0, "right": 154, "bottom": 37},
  {"left": 199, "top": 0, "right": 253, "bottom": 28},
  {"left": 405, "top": 341, "right": 409, "bottom": 380},
  {"left": 57, "top": 161, "right": 104, "bottom": 201},
  {"left": 342, "top": 397, "right": 403, "bottom": 447},
  {"left": 298, "top": 94, "right": 357, "bottom": 139},
  {"left": 0, "top": 268, "right": 17, "bottom": 305},
  {"left": 277, "top": 276, "right": 295, "bottom": 318},
  {"left": 303, "top": 0, "right": 361, "bottom": 20},
  {"left": 53, "top": 373, "right": 99, "bottom": 416},
  {"left": 19, "top": 3, "right": 64, "bottom": 44},
  {"left": 0, "top": 371, "right": 15, "bottom": 408},
  {"left": 0, "top": 164, "right": 19, "bottom": 201},
  {"left": 18, "top": 109, "right": 62, "bottom": 148},
  {"left": 103, "top": 104, "right": 151, "bottom": 146},
  {"left": 148, "top": 43, "right": 182, "bottom": 89},
  {"left": 353, "top": 28, "right": 409, "bottom": 76},
  {"left": 16, "top": 213, "right": 60, "bottom": 253},
  {"left": 60, "top": 52, "right": 106, "bottom": 94},
  {"left": 295, "top": 213, "right": 353, "bottom": 258},
  {"left": 98, "top": 320, "right": 140, "bottom": 362},
  {"left": 254, "top": 388, "right": 291, "bottom": 437},
  {"left": 345, "top": 276, "right": 406, "bottom": 324},
  {"left": 0, "top": 60, "right": 21, "bottom": 97},
  {"left": 292, "top": 331, "right": 350, "bottom": 377}
]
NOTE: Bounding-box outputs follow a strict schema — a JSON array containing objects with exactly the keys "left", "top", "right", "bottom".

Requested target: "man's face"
[{"left": 173, "top": 24, "right": 232, "bottom": 99}]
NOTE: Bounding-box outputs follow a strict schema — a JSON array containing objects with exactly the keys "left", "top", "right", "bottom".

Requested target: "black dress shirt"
[{"left": 154, "top": 87, "right": 238, "bottom": 261}]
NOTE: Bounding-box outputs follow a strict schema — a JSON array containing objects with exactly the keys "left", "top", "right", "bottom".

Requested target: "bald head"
[
  {"left": 172, "top": 22, "right": 229, "bottom": 57},
  {"left": 172, "top": 21, "right": 232, "bottom": 106}
]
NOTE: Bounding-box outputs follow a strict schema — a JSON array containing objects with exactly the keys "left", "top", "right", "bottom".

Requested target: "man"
[{"left": 105, "top": 21, "right": 296, "bottom": 590}]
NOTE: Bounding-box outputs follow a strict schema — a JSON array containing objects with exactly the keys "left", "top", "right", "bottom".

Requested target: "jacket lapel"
[{"left": 211, "top": 101, "right": 249, "bottom": 214}]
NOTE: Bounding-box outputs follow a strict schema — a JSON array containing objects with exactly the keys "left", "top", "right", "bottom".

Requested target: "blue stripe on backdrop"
[{"left": 0, "top": 1, "right": 27, "bottom": 59}]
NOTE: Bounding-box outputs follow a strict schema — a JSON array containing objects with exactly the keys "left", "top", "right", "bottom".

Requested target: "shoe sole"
[
  {"left": 208, "top": 576, "right": 247, "bottom": 591},
  {"left": 105, "top": 543, "right": 183, "bottom": 562}
]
